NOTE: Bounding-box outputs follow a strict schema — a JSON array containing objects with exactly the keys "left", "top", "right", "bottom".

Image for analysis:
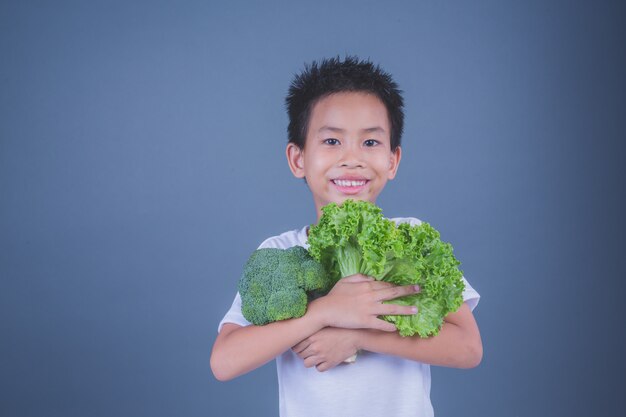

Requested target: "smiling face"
[{"left": 286, "top": 92, "right": 401, "bottom": 221}]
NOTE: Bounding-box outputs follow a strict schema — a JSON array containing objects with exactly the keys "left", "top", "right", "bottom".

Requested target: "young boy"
[{"left": 210, "top": 56, "right": 482, "bottom": 417}]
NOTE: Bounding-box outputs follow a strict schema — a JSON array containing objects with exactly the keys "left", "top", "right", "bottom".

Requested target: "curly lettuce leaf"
[
  {"left": 308, "top": 200, "right": 401, "bottom": 282},
  {"left": 307, "top": 199, "right": 465, "bottom": 338}
]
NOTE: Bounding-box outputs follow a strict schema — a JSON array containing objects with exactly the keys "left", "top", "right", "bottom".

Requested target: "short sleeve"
[
  {"left": 217, "top": 292, "right": 251, "bottom": 333},
  {"left": 461, "top": 276, "right": 480, "bottom": 311},
  {"left": 216, "top": 228, "right": 307, "bottom": 333}
]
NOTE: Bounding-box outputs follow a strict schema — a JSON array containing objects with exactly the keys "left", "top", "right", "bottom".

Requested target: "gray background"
[{"left": 1, "top": 0, "right": 625, "bottom": 416}]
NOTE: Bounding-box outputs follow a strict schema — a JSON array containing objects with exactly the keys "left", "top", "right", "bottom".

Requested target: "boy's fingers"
[
  {"left": 298, "top": 347, "right": 314, "bottom": 360},
  {"left": 292, "top": 340, "right": 309, "bottom": 354},
  {"left": 340, "top": 274, "right": 374, "bottom": 283},
  {"left": 303, "top": 355, "right": 322, "bottom": 368},
  {"left": 315, "top": 362, "right": 331, "bottom": 372},
  {"left": 366, "top": 281, "right": 395, "bottom": 290},
  {"left": 371, "top": 318, "right": 398, "bottom": 332},
  {"left": 377, "top": 303, "right": 418, "bottom": 316},
  {"left": 375, "top": 284, "right": 420, "bottom": 301}
]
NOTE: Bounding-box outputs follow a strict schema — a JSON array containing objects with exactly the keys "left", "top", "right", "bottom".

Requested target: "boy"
[{"left": 210, "top": 56, "right": 482, "bottom": 417}]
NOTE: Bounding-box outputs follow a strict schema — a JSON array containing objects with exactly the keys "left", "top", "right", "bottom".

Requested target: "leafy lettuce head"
[{"left": 307, "top": 199, "right": 465, "bottom": 338}]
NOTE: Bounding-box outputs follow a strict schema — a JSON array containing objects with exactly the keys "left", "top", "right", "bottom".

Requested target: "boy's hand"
[
  {"left": 292, "top": 327, "right": 359, "bottom": 372},
  {"left": 308, "top": 274, "right": 420, "bottom": 332}
]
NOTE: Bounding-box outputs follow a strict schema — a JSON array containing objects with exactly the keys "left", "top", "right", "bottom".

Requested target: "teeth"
[{"left": 334, "top": 180, "right": 366, "bottom": 187}]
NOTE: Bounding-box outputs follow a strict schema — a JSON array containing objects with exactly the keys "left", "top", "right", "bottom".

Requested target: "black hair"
[{"left": 285, "top": 56, "right": 404, "bottom": 151}]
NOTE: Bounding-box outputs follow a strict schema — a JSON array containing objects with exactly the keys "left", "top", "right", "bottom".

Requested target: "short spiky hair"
[{"left": 285, "top": 56, "right": 404, "bottom": 151}]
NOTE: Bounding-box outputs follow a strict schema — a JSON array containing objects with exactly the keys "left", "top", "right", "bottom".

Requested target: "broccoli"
[{"left": 238, "top": 246, "right": 331, "bottom": 326}]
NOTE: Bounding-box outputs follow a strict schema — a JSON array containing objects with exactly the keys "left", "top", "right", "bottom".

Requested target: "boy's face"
[{"left": 287, "top": 92, "right": 401, "bottom": 220}]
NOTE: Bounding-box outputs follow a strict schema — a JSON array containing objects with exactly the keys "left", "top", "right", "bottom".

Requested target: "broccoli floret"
[{"left": 238, "top": 246, "right": 331, "bottom": 326}]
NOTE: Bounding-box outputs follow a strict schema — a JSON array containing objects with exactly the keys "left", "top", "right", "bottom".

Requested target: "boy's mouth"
[{"left": 331, "top": 178, "right": 369, "bottom": 195}]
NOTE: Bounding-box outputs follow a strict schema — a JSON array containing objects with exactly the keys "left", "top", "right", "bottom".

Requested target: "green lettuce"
[{"left": 307, "top": 199, "right": 465, "bottom": 338}]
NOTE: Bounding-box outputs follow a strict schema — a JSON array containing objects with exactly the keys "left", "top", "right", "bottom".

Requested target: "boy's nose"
[
  {"left": 339, "top": 146, "right": 365, "bottom": 168},
  {"left": 339, "top": 157, "right": 365, "bottom": 169}
]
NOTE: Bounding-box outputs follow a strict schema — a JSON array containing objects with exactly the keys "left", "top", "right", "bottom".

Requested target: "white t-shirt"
[{"left": 218, "top": 218, "right": 480, "bottom": 417}]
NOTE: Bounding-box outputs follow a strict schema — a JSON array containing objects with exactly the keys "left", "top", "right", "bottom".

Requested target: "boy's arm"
[
  {"left": 358, "top": 302, "right": 483, "bottom": 368},
  {"left": 292, "top": 302, "right": 482, "bottom": 371},
  {"left": 210, "top": 275, "right": 420, "bottom": 381},
  {"left": 211, "top": 317, "right": 324, "bottom": 381}
]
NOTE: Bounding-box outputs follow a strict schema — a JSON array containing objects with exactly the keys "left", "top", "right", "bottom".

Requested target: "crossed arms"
[{"left": 210, "top": 275, "right": 482, "bottom": 381}]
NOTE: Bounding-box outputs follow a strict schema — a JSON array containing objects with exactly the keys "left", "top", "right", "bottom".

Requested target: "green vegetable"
[
  {"left": 238, "top": 246, "right": 331, "bottom": 326},
  {"left": 307, "top": 199, "right": 465, "bottom": 337}
]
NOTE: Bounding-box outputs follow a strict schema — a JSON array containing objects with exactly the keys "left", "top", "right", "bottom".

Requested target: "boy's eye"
[
  {"left": 364, "top": 139, "right": 379, "bottom": 147},
  {"left": 323, "top": 138, "right": 340, "bottom": 145}
]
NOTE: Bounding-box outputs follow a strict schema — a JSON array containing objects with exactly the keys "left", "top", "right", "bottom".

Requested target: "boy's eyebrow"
[
  {"left": 362, "top": 126, "right": 386, "bottom": 134},
  {"left": 319, "top": 126, "right": 386, "bottom": 134},
  {"left": 319, "top": 126, "right": 345, "bottom": 134}
]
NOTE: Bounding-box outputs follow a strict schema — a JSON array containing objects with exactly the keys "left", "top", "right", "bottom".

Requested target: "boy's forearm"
[
  {"left": 356, "top": 303, "right": 483, "bottom": 369},
  {"left": 356, "top": 324, "right": 481, "bottom": 368},
  {"left": 210, "top": 310, "right": 326, "bottom": 381},
  {"left": 211, "top": 276, "right": 421, "bottom": 380}
]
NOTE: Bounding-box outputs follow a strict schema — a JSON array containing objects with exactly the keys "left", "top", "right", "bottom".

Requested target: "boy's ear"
[
  {"left": 286, "top": 143, "right": 306, "bottom": 178},
  {"left": 387, "top": 146, "right": 402, "bottom": 180}
]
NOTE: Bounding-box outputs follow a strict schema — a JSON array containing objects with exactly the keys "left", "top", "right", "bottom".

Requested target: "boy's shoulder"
[
  {"left": 389, "top": 216, "right": 423, "bottom": 226},
  {"left": 257, "top": 225, "right": 309, "bottom": 250}
]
